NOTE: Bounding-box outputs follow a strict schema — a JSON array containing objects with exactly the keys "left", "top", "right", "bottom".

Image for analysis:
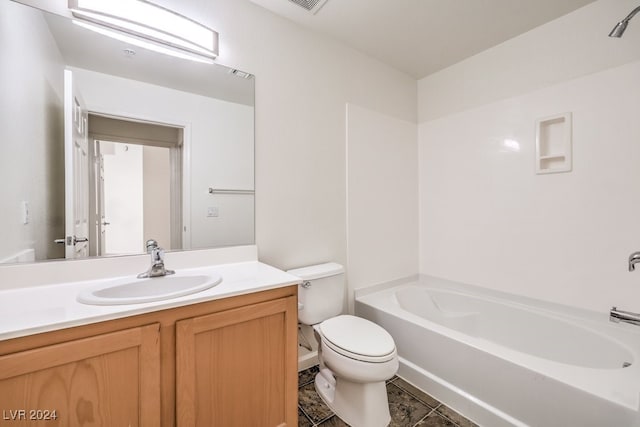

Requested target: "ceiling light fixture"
[
  {"left": 68, "top": 0, "right": 218, "bottom": 61},
  {"left": 73, "top": 20, "right": 214, "bottom": 64}
]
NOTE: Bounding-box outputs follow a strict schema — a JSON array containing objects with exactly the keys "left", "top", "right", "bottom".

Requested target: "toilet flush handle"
[{"left": 301, "top": 281, "right": 311, "bottom": 288}]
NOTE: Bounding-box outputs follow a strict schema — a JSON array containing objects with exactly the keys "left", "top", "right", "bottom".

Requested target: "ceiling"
[{"left": 249, "top": 0, "right": 597, "bottom": 79}]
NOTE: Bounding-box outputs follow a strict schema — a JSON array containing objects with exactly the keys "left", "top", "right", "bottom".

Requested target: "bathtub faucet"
[
  {"left": 628, "top": 251, "right": 640, "bottom": 271},
  {"left": 610, "top": 307, "right": 640, "bottom": 326}
]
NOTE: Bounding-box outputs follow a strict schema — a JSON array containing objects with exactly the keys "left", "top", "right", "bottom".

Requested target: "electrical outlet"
[{"left": 207, "top": 207, "right": 219, "bottom": 217}]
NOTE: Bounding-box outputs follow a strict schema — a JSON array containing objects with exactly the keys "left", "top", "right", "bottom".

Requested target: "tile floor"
[{"left": 298, "top": 366, "right": 479, "bottom": 427}]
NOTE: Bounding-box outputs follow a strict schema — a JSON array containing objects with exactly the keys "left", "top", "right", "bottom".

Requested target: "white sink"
[{"left": 77, "top": 273, "right": 223, "bottom": 305}]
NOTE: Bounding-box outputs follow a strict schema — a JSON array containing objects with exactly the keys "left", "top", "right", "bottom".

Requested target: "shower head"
[
  {"left": 609, "top": 5, "right": 640, "bottom": 38},
  {"left": 609, "top": 20, "right": 629, "bottom": 38}
]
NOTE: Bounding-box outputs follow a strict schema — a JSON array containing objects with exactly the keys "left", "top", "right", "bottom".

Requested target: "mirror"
[{"left": 0, "top": 0, "right": 255, "bottom": 264}]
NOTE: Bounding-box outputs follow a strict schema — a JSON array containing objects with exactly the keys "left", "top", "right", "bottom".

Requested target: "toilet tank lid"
[{"left": 286, "top": 262, "right": 344, "bottom": 280}]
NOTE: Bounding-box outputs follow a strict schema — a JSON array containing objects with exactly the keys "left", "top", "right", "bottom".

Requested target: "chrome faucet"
[
  {"left": 137, "top": 239, "right": 175, "bottom": 279},
  {"left": 629, "top": 251, "right": 640, "bottom": 271},
  {"left": 610, "top": 307, "right": 640, "bottom": 326}
]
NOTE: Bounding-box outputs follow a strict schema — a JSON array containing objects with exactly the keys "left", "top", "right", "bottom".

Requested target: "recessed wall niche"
[{"left": 535, "top": 112, "right": 572, "bottom": 174}]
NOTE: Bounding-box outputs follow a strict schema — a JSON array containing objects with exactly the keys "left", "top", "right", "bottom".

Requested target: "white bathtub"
[{"left": 355, "top": 276, "right": 640, "bottom": 427}]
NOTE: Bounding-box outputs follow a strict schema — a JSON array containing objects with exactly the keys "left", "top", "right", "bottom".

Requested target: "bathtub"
[{"left": 355, "top": 276, "right": 640, "bottom": 427}]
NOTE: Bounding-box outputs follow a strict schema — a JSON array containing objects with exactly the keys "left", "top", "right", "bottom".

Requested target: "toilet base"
[{"left": 315, "top": 370, "right": 391, "bottom": 427}]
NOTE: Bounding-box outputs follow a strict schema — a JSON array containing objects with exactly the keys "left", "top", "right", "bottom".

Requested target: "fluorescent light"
[
  {"left": 73, "top": 20, "right": 214, "bottom": 64},
  {"left": 69, "top": 0, "right": 218, "bottom": 60}
]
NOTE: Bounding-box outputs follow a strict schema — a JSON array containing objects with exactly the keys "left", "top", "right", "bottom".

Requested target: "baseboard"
[{"left": 298, "top": 348, "right": 319, "bottom": 372}]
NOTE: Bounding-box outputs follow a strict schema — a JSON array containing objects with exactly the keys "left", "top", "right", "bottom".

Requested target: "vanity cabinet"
[
  {"left": 0, "top": 286, "right": 298, "bottom": 427},
  {"left": 176, "top": 296, "right": 298, "bottom": 426},
  {"left": 0, "top": 324, "right": 161, "bottom": 426}
]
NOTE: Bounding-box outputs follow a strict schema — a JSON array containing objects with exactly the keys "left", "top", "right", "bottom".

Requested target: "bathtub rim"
[
  {"left": 357, "top": 274, "right": 636, "bottom": 327},
  {"left": 355, "top": 275, "right": 640, "bottom": 412},
  {"left": 393, "top": 284, "right": 636, "bottom": 369}
]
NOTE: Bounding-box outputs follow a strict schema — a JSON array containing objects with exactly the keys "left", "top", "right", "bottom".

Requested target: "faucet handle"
[
  {"left": 145, "top": 239, "right": 159, "bottom": 253},
  {"left": 138, "top": 239, "right": 174, "bottom": 278},
  {"left": 151, "top": 247, "right": 165, "bottom": 262}
]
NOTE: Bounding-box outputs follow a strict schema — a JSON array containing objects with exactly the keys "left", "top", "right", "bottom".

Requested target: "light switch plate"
[{"left": 21, "top": 201, "right": 29, "bottom": 224}]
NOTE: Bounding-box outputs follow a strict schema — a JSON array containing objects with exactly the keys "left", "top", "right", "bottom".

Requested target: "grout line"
[
  {"left": 436, "top": 409, "right": 467, "bottom": 427},
  {"left": 441, "top": 413, "right": 464, "bottom": 427},
  {"left": 394, "top": 375, "right": 475, "bottom": 426},
  {"left": 435, "top": 404, "right": 468, "bottom": 427},
  {"left": 298, "top": 404, "right": 314, "bottom": 425},
  {"left": 314, "top": 413, "right": 336, "bottom": 426},
  {"left": 413, "top": 407, "right": 437, "bottom": 427},
  {"left": 392, "top": 380, "right": 441, "bottom": 410}
]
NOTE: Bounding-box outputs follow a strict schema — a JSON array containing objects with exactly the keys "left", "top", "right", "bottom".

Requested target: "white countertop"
[{"left": 0, "top": 261, "right": 300, "bottom": 341}]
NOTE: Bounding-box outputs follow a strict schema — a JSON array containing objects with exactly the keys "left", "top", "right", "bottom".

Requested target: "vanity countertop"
[{"left": 0, "top": 261, "right": 300, "bottom": 341}]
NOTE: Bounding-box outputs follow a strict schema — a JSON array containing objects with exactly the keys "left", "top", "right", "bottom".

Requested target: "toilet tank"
[{"left": 287, "top": 262, "right": 345, "bottom": 325}]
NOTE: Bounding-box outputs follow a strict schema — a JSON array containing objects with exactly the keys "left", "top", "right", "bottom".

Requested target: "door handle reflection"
[{"left": 55, "top": 236, "right": 88, "bottom": 245}]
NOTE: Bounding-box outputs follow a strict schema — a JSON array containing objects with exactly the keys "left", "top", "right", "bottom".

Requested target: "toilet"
[{"left": 288, "top": 263, "right": 398, "bottom": 427}]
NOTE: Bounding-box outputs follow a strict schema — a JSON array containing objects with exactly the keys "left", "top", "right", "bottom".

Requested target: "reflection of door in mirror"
[
  {"left": 88, "top": 115, "right": 183, "bottom": 256},
  {"left": 0, "top": 1, "right": 254, "bottom": 265},
  {"left": 63, "top": 70, "right": 89, "bottom": 259}
]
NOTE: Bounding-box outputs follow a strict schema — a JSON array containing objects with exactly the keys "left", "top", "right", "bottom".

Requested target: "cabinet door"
[
  {"left": 0, "top": 323, "right": 160, "bottom": 427},
  {"left": 176, "top": 296, "right": 298, "bottom": 427}
]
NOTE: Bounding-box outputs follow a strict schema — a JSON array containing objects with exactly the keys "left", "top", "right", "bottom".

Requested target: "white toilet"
[{"left": 288, "top": 263, "right": 398, "bottom": 427}]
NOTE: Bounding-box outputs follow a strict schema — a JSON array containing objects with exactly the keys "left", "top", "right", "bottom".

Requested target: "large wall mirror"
[{"left": 0, "top": 0, "right": 255, "bottom": 264}]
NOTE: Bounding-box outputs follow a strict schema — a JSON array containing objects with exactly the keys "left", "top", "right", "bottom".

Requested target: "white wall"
[
  {"left": 0, "top": 0, "right": 416, "bottom": 296},
  {"left": 149, "top": 0, "right": 417, "bottom": 272},
  {"left": 346, "top": 104, "right": 418, "bottom": 309},
  {"left": 419, "top": 0, "right": 640, "bottom": 122},
  {"left": 143, "top": 146, "right": 171, "bottom": 248},
  {"left": 0, "top": 1, "right": 65, "bottom": 262},
  {"left": 72, "top": 67, "right": 255, "bottom": 250},
  {"left": 102, "top": 142, "right": 144, "bottom": 254},
  {"left": 418, "top": 0, "right": 640, "bottom": 312}
]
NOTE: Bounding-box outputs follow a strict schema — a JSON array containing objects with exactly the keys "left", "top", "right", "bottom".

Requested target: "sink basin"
[{"left": 77, "top": 273, "right": 223, "bottom": 305}]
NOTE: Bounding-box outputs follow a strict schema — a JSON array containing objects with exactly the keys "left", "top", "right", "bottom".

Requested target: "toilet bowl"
[
  {"left": 287, "top": 263, "right": 399, "bottom": 427},
  {"left": 314, "top": 315, "right": 398, "bottom": 427}
]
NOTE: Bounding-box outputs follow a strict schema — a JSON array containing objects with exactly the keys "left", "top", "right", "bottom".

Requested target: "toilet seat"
[{"left": 318, "top": 315, "right": 396, "bottom": 363}]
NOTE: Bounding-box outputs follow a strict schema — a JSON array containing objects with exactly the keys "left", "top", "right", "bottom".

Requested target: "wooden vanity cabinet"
[
  {"left": 176, "top": 296, "right": 298, "bottom": 426},
  {"left": 0, "top": 286, "right": 298, "bottom": 427},
  {"left": 0, "top": 323, "right": 161, "bottom": 427}
]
